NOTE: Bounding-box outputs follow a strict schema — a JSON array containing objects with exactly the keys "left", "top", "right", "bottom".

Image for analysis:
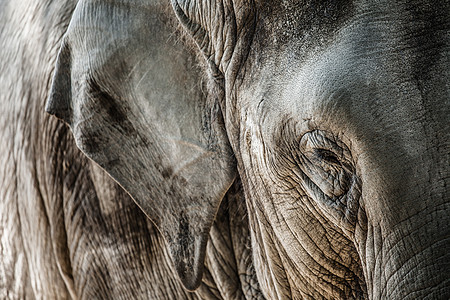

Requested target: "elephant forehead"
[{"left": 243, "top": 9, "right": 448, "bottom": 155}]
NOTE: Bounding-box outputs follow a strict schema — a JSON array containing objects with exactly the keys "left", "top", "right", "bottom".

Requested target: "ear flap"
[{"left": 46, "top": 0, "right": 236, "bottom": 290}]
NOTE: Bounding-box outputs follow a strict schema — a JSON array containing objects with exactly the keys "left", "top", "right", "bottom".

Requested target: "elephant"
[
  {"left": 2, "top": 0, "right": 256, "bottom": 299},
  {"left": 1, "top": 0, "right": 449, "bottom": 299}
]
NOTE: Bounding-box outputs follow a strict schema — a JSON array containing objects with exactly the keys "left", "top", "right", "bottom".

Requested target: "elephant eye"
[
  {"left": 299, "top": 130, "right": 354, "bottom": 199},
  {"left": 296, "top": 130, "right": 360, "bottom": 228},
  {"left": 315, "top": 148, "right": 340, "bottom": 165}
]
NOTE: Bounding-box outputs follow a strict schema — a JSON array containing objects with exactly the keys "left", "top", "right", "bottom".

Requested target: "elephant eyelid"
[
  {"left": 314, "top": 148, "right": 341, "bottom": 165},
  {"left": 300, "top": 130, "right": 346, "bottom": 164}
]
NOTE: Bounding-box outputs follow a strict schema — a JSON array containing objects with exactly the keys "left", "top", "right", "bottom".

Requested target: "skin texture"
[
  {"left": 236, "top": 1, "right": 450, "bottom": 298},
  {"left": 1, "top": 0, "right": 449, "bottom": 299},
  {"left": 0, "top": 0, "right": 261, "bottom": 299}
]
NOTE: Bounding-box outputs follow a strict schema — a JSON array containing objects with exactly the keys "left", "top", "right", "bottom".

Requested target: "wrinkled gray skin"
[
  {"left": 1, "top": 1, "right": 258, "bottom": 299},
  {"left": 1, "top": 0, "right": 449, "bottom": 299}
]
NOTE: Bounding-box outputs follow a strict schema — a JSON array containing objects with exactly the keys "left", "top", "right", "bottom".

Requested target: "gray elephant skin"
[{"left": 1, "top": 0, "right": 449, "bottom": 299}]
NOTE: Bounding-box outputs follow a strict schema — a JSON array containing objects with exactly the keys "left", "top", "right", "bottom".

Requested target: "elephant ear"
[{"left": 46, "top": 0, "right": 236, "bottom": 290}]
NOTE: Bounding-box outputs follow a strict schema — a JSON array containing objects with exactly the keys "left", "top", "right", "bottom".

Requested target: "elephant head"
[{"left": 47, "top": 0, "right": 450, "bottom": 298}]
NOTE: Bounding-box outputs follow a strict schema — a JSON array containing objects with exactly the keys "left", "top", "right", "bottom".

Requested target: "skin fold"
[{"left": 1, "top": 0, "right": 449, "bottom": 299}]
